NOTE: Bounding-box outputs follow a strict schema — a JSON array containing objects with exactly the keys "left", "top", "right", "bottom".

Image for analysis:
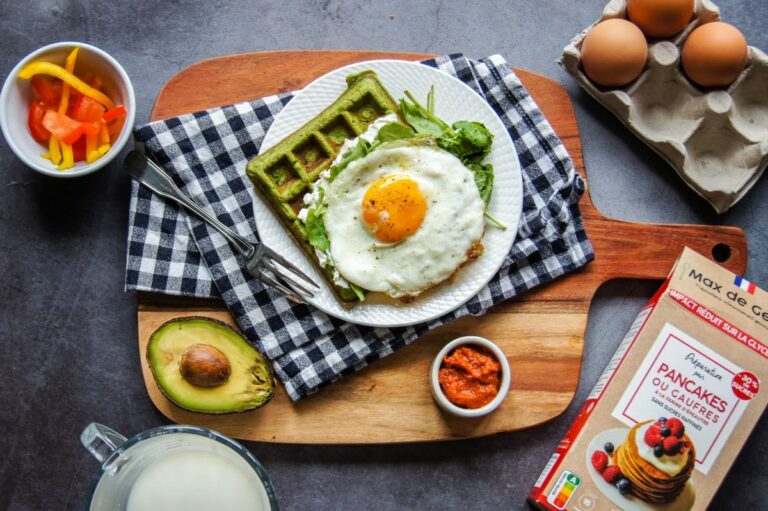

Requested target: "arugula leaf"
[
  {"left": 484, "top": 211, "right": 507, "bottom": 230},
  {"left": 337, "top": 283, "right": 367, "bottom": 302},
  {"left": 399, "top": 91, "right": 447, "bottom": 137},
  {"left": 437, "top": 121, "right": 494, "bottom": 162},
  {"left": 468, "top": 162, "right": 494, "bottom": 205},
  {"left": 348, "top": 282, "right": 366, "bottom": 302},
  {"left": 376, "top": 122, "right": 415, "bottom": 143},
  {"left": 454, "top": 121, "right": 493, "bottom": 159},
  {"left": 305, "top": 192, "right": 329, "bottom": 252},
  {"left": 329, "top": 139, "right": 371, "bottom": 181}
]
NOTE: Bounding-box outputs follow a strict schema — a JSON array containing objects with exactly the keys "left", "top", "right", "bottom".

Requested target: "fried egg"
[{"left": 322, "top": 142, "right": 485, "bottom": 298}]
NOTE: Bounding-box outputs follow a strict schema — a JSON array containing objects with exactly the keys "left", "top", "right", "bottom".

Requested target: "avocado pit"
[{"left": 180, "top": 343, "right": 231, "bottom": 387}]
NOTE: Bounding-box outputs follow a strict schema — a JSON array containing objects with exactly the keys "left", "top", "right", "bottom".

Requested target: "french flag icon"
[{"left": 734, "top": 275, "right": 756, "bottom": 295}]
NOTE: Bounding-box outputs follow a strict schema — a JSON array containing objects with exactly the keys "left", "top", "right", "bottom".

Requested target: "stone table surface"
[{"left": 1, "top": 1, "right": 766, "bottom": 510}]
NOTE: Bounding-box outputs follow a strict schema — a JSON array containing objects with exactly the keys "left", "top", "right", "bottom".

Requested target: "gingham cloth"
[{"left": 126, "top": 54, "right": 594, "bottom": 401}]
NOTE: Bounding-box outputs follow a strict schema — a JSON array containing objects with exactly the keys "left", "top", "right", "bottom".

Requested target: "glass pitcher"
[{"left": 81, "top": 423, "right": 279, "bottom": 510}]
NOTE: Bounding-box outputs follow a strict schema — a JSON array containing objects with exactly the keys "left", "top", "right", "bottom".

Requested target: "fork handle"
[{"left": 124, "top": 151, "right": 255, "bottom": 258}]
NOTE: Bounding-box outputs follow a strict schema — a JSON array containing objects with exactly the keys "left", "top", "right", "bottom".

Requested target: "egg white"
[{"left": 323, "top": 142, "right": 485, "bottom": 298}]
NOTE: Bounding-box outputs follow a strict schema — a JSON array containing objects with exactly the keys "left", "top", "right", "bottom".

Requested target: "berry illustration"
[
  {"left": 644, "top": 425, "right": 664, "bottom": 447},
  {"left": 653, "top": 445, "right": 665, "bottom": 457},
  {"left": 604, "top": 442, "right": 615, "bottom": 455},
  {"left": 602, "top": 465, "right": 622, "bottom": 483},
  {"left": 591, "top": 450, "right": 609, "bottom": 472},
  {"left": 663, "top": 436, "right": 682, "bottom": 455},
  {"left": 666, "top": 418, "right": 685, "bottom": 438},
  {"left": 616, "top": 477, "right": 632, "bottom": 495},
  {"left": 661, "top": 426, "right": 671, "bottom": 437},
  {"left": 659, "top": 417, "right": 667, "bottom": 424}
]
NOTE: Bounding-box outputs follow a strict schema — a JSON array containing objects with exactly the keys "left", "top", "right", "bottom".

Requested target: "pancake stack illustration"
[
  {"left": 590, "top": 417, "right": 695, "bottom": 504},
  {"left": 615, "top": 418, "right": 695, "bottom": 503}
]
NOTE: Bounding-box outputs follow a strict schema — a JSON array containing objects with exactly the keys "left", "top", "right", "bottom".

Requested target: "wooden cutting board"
[{"left": 137, "top": 50, "right": 747, "bottom": 444}]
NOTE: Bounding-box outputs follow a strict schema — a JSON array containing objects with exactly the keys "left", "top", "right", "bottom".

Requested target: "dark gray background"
[{"left": 1, "top": 1, "right": 766, "bottom": 509}]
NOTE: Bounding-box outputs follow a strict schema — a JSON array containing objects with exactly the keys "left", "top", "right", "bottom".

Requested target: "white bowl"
[
  {"left": 430, "top": 336, "right": 511, "bottom": 418},
  {"left": 0, "top": 41, "right": 135, "bottom": 178}
]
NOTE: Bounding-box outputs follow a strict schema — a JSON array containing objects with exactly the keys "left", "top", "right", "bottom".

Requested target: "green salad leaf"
[
  {"left": 399, "top": 90, "right": 447, "bottom": 137},
  {"left": 348, "top": 282, "right": 366, "bottom": 302},
  {"left": 438, "top": 121, "right": 493, "bottom": 162},
  {"left": 329, "top": 139, "right": 371, "bottom": 181},
  {"left": 468, "top": 162, "right": 494, "bottom": 204},
  {"left": 376, "top": 122, "right": 415, "bottom": 143},
  {"left": 305, "top": 191, "right": 329, "bottom": 252}
]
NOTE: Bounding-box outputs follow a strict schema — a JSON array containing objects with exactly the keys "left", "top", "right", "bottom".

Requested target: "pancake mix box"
[{"left": 529, "top": 247, "right": 768, "bottom": 511}]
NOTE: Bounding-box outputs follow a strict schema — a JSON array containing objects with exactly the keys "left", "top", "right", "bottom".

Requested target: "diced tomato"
[
  {"left": 107, "top": 116, "right": 124, "bottom": 140},
  {"left": 28, "top": 101, "right": 51, "bottom": 144},
  {"left": 41, "top": 111, "right": 100, "bottom": 145},
  {"left": 72, "top": 136, "right": 87, "bottom": 162},
  {"left": 79, "top": 72, "right": 102, "bottom": 90},
  {"left": 31, "top": 76, "right": 63, "bottom": 107},
  {"left": 102, "top": 105, "right": 127, "bottom": 123},
  {"left": 71, "top": 94, "right": 105, "bottom": 123}
]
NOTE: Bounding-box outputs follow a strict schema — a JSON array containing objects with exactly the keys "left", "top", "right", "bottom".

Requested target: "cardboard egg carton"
[{"left": 560, "top": 0, "right": 768, "bottom": 213}]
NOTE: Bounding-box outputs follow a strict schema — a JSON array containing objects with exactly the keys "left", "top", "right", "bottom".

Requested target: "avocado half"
[{"left": 147, "top": 316, "right": 275, "bottom": 414}]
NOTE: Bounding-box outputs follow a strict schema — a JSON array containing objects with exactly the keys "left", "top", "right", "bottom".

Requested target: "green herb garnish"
[
  {"left": 329, "top": 139, "right": 371, "bottom": 181},
  {"left": 376, "top": 122, "right": 415, "bottom": 143},
  {"left": 305, "top": 190, "right": 329, "bottom": 252}
]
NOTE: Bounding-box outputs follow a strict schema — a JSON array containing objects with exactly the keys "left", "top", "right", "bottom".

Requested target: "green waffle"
[{"left": 246, "top": 71, "right": 401, "bottom": 304}]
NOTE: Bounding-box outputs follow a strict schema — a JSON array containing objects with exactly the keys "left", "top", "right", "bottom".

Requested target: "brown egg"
[
  {"left": 581, "top": 19, "right": 649, "bottom": 87},
  {"left": 627, "top": 0, "right": 694, "bottom": 38},
  {"left": 682, "top": 22, "right": 748, "bottom": 88}
]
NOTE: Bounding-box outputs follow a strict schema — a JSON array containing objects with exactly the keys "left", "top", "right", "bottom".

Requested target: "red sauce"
[{"left": 438, "top": 344, "right": 502, "bottom": 409}]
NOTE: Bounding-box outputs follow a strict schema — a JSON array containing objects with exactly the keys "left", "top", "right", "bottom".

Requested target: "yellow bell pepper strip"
[
  {"left": 98, "top": 121, "right": 110, "bottom": 145},
  {"left": 57, "top": 47, "right": 79, "bottom": 171},
  {"left": 47, "top": 136, "right": 62, "bottom": 165},
  {"left": 18, "top": 61, "right": 114, "bottom": 110},
  {"left": 85, "top": 133, "right": 99, "bottom": 164},
  {"left": 97, "top": 121, "right": 111, "bottom": 156},
  {"left": 59, "top": 143, "right": 74, "bottom": 170},
  {"left": 58, "top": 48, "right": 79, "bottom": 115}
]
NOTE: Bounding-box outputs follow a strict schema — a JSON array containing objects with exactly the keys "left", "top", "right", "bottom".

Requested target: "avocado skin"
[{"left": 147, "top": 316, "right": 275, "bottom": 414}]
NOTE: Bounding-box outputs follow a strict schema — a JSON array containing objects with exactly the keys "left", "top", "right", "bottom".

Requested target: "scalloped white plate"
[{"left": 254, "top": 60, "right": 522, "bottom": 327}]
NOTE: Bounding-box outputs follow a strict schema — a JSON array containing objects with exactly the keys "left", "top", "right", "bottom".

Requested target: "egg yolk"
[{"left": 361, "top": 175, "right": 427, "bottom": 243}]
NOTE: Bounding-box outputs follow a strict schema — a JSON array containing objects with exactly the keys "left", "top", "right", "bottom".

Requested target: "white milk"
[{"left": 125, "top": 450, "right": 270, "bottom": 511}]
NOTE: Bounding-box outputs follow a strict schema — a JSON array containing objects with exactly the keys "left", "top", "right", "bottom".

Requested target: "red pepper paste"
[{"left": 438, "top": 344, "right": 502, "bottom": 409}]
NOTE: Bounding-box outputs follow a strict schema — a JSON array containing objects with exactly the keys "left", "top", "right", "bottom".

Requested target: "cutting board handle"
[{"left": 588, "top": 214, "right": 747, "bottom": 281}]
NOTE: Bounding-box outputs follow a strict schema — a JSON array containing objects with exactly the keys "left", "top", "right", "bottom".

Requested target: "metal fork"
[{"left": 124, "top": 150, "right": 319, "bottom": 303}]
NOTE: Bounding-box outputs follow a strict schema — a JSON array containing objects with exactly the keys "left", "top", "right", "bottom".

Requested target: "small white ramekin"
[
  {"left": 0, "top": 41, "right": 135, "bottom": 178},
  {"left": 430, "top": 336, "right": 511, "bottom": 418}
]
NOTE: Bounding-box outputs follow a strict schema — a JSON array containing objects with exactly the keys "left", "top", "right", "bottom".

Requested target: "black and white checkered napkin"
[{"left": 126, "top": 54, "right": 594, "bottom": 401}]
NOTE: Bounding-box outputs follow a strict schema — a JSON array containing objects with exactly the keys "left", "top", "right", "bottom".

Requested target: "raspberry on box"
[
  {"left": 602, "top": 465, "right": 622, "bottom": 484},
  {"left": 591, "top": 450, "right": 609, "bottom": 472}
]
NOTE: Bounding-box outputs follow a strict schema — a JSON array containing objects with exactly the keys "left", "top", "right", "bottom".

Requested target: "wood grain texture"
[{"left": 137, "top": 50, "right": 747, "bottom": 443}]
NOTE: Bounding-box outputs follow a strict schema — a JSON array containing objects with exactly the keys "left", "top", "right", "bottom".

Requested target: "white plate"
[
  {"left": 254, "top": 60, "right": 523, "bottom": 327},
  {"left": 585, "top": 428, "right": 695, "bottom": 511}
]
